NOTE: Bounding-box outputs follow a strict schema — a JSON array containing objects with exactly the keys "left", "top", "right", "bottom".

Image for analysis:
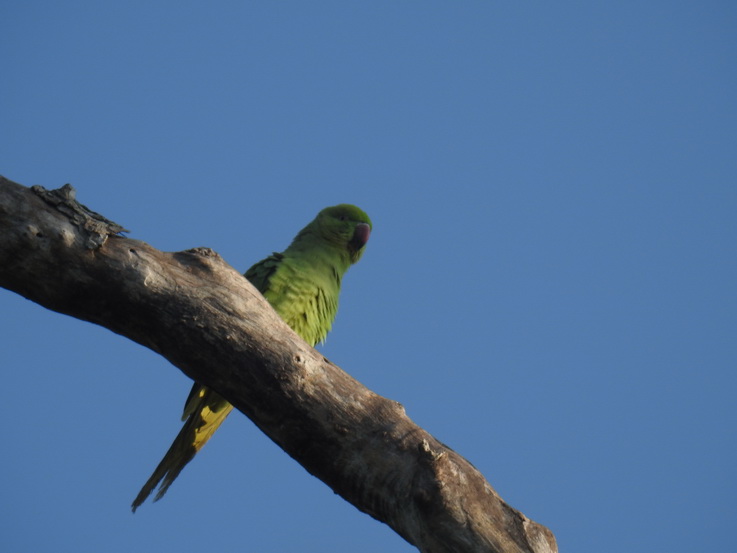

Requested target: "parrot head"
[{"left": 314, "top": 204, "right": 372, "bottom": 264}]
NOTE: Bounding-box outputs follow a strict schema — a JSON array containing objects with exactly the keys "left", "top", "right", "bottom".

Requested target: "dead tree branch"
[{"left": 0, "top": 175, "right": 557, "bottom": 553}]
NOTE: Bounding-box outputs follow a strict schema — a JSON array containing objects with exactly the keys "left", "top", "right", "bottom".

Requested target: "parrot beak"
[{"left": 352, "top": 223, "right": 371, "bottom": 249}]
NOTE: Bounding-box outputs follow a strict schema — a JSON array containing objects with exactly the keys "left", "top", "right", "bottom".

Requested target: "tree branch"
[{"left": 0, "top": 175, "right": 557, "bottom": 553}]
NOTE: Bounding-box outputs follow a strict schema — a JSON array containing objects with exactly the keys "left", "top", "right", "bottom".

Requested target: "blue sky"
[{"left": 1, "top": 2, "right": 735, "bottom": 552}]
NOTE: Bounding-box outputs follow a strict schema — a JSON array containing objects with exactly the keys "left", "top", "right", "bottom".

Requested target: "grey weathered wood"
[{"left": 0, "top": 175, "right": 557, "bottom": 553}]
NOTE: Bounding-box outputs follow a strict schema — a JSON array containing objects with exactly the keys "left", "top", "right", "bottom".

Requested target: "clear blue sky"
[{"left": 1, "top": 3, "right": 735, "bottom": 552}]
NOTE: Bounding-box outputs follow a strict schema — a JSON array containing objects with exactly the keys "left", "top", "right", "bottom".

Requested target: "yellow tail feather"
[{"left": 131, "top": 386, "right": 233, "bottom": 511}]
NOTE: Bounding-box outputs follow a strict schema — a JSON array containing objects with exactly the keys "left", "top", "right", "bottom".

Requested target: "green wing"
[
  {"left": 132, "top": 253, "right": 289, "bottom": 511},
  {"left": 244, "top": 252, "right": 283, "bottom": 294}
]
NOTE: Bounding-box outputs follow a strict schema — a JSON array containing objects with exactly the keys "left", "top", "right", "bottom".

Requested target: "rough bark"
[{"left": 0, "top": 175, "right": 557, "bottom": 553}]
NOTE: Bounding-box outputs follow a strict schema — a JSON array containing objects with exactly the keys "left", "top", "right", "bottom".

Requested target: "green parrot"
[{"left": 132, "top": 204, "right": 372, "bottom": 511}]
